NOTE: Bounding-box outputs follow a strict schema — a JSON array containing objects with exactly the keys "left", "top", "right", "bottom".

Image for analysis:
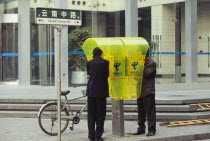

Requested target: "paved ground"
[
  {"left": 0, "top": 118, "right": 210, "bottom": 141},
  {"left": 1, "top": 83, "right": 210, "bottom": 140},
  {"left": 1, "top": 83, "right": 210, "bottom": 101}
]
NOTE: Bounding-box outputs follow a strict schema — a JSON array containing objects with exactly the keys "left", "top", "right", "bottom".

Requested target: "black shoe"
[
  {"left": 146, "top": 132, "right": 155, "bottom": 136},
  {"left": 89, "top": 137, "right": 95, "bottom": 141},
  {"left": 133, "top": 130, "right": 145, "bottom": 135},
  {"left": 95, "top": 137, "right": 104, "bottom": 141}
]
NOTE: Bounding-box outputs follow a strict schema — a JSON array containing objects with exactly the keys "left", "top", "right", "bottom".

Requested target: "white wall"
[
  {"left": 161, "top": 4, "right": 176, "bottom": 75},
  {"left": 152, "top": 5, "right": 163, "bottom": 35},
  {"left": 65, "top": 0, "right": 185, "bottom": 12},
  {"left": 138, "top": 0, "right": 184, "bottom": 8},
  {"left": 30, "top": 0, "right": 54, "bottom": 8},
  {"left": 152, "top": 4, "right": 176, "bottom": 76}
]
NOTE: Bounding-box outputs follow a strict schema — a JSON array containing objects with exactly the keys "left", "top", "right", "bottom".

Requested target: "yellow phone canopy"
[{"left": 82, "top": 37, "right": 149, "bottom": 100}]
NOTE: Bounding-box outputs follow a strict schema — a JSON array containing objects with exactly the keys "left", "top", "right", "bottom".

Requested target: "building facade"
[{"left": 0, "top": 0, "right": 209, "bottom": 86}]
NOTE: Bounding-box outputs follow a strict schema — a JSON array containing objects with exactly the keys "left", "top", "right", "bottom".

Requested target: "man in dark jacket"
[
  {"left": 133, "top": 50, "right": 157, "bottom": 136},
  {"left": 86, "top": 47, "right": 109, "bottom": 141}
]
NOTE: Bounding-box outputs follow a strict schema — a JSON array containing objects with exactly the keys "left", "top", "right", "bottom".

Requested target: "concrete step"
[
  {"left": 0, "top": 103, "right": 198, "bottom": 112},
  {"left": 1, "top": 98, "right": 210, "bottom": 105},
  {"left": 0, "top": 104, "right": 42, "bottom": 111},
  {"left": 0, "top": 99, "right": 47, "bottom": 104},
  {"left": 1, "top": 111, "right": 210, "bottom": 121},
  {"left": 0, "top": 98, "right": 208, "bottom": 121}
]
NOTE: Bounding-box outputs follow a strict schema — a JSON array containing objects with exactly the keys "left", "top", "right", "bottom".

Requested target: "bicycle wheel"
[{"left": 38, "top": 102, "right": 69, "bottom": 136}]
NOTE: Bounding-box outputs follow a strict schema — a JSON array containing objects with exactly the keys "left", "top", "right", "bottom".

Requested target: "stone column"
[
  {"left": 125, "top": 0, "right": 138, "bottom": 37},
  {"left": 185, "top": 0, "right": 198, "bottom": 83},
  {"left": 18, "top": 0, "right": 31, "bottom": 85}
]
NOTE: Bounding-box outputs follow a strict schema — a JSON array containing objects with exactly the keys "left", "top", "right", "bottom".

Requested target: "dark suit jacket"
[
  {"left": 141, "top": 58, "right": 156, "bottom": 98},
  {"left": 86, "top": 56, "right": 109, "bottom": 98}
]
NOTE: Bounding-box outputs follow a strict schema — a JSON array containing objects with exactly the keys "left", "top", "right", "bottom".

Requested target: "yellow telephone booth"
[
  {"left": 121, "top": 37, "right": 149, "bottom": 99},
  {"left": 82, "top": 37, "right": 149, "bottom": 100}
]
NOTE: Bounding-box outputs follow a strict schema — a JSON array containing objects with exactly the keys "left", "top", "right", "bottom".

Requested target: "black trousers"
[
  {"left": 88, "top": 97, "right": 107, "bottom": 140},
  {"left": 137, "top": 94, "right": 156, "bottom": 133}
]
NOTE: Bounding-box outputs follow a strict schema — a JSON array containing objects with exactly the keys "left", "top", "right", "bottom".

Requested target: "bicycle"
[{"left": 38, "top": 88, "right": 87, "bottom": 136}]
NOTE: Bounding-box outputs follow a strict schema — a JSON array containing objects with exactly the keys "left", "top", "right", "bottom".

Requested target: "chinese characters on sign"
[
  {"left": 111, "top": 60, "right": 125, "bottom": 77},
  {"left": 128, "top": 59, "right": 143, "bottom": 76},
  {"left": 36, "top": 8, "right": 82, "bottom": 26}
]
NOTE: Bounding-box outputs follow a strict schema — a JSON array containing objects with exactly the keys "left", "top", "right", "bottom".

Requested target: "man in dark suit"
[
  {"left": 133, "top": 50, "right": 157, "bottom": 136},
  {"left": 86, "top": 47, "right": 109, "bottom": 141}
]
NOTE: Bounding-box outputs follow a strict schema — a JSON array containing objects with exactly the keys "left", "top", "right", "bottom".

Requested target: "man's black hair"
[
  {"left": 93, "top": 47, "right": 103, "bottom": 58},
  {"left": 146, "top": 49, "right": 149, "bottom": 58}
]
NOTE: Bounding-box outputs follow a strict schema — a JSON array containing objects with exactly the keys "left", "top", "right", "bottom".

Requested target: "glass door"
[{"left": 0, "top": 23, "right": 18, "bottom": 83}]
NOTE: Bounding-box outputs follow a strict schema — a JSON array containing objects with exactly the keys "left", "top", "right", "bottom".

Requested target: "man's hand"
[{"left": 87, "top": 75, "right": 90, "bottom": 79}]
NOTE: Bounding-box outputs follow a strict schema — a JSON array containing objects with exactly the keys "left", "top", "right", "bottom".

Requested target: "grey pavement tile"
[{"left": 0, "top": 118, "right": 210, "bottom": 141}]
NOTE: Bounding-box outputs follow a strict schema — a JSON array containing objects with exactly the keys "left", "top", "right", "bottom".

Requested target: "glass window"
[{"left": 0, "top": 0, "right": 18, "bottom": 14}]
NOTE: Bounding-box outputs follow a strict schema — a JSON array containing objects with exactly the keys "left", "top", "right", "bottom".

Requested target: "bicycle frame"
[
  {"left": 62, "top": 94, "right": 87, "bottom": 130},
  {"left": 63, "top": 95, "right": 87, "bottom": 116},
  {"left": 38, "top": 89, "right": 88, "bottom": 135}
]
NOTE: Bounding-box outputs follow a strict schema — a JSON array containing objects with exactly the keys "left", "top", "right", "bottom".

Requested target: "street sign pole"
[
  {"left": 52, "top": 26, "right": 64, "bottom": 141},
  {"left": 56, "top": 27, "right": 61, "bottom": 141}
]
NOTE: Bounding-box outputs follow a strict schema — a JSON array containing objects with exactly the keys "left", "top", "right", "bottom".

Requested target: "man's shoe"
[
  {"left": 88, "top": 137, "right": 95, "bottom": 141},
  {"left": 133, "top": 130, "right": 145, "bottom": 135},
  {"left": 146, "top": 132, "right": 155, "bottom": 136},
  {"left": 95, "top": 137, "right": 104, "bottom": 141}
]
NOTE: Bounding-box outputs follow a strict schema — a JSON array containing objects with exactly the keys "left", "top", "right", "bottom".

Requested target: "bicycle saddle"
[{"left": 61, "top": 90, "right": 70, "bottom": 96}]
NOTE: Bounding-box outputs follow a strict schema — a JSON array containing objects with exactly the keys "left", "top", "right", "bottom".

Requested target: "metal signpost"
[{"left": 36, "top": 7, "right": 81, "bottom": 141}]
